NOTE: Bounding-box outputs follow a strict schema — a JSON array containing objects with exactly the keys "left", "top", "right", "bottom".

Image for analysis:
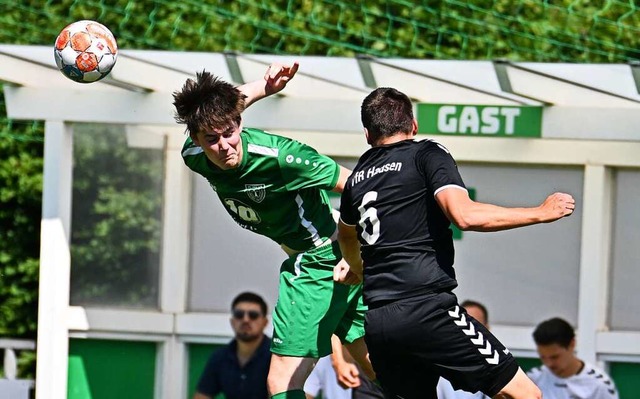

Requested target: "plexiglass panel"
[
  {"left": 610, "top": 169, "right": 640, "bottom": 330},
  {"left": 70, "top": 124, "right": 164, "bottom": 308},
  {"left": 451, "top": 164, "right": 583, "bottom": 326},
  {"left": 187, "top": 175, "right": 282, "bottom": 313}
]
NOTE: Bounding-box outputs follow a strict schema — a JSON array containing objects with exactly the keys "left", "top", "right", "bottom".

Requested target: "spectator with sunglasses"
[{"left": 194, "top": 292, "right": 271, "bottom": 399}]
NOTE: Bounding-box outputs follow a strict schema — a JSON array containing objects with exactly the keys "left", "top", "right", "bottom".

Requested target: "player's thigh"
[
  {"left": 267, "top": 354, "right": 316, "bottom": 394},
  {"left": 366, "top": 292, "right": 520, "bottom": 397},
  {"left": 426, "top": 297, "right": 520, "bottom": 397},
  {"left": 271, "top": 243, "right": 351, "bottom": 357},
  {"left": 370, "top": 349, "right": 439, "bottom": 399},
  {"left": 364, "top": 299, "right": 441, "bottom": 398}
]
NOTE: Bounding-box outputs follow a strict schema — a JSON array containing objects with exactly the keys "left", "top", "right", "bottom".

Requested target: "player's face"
[
  {"left": 230, "top": 301, "right": 268, "bottom": 343},
  {"left": 194, "top": 121, "right": 243, "bottom": 170},
  {"left": 536, "top": 342, "right": 577, "bottom": 378}
]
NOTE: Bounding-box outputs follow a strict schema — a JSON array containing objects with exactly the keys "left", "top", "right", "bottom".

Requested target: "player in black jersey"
[{"left": 334, "top": 87, "right": 575, "bottom": 399}]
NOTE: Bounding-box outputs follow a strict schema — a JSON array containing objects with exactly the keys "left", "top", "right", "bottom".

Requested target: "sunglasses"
[{"left": 232, "top": 309, "right": 262, "bottom": 321}]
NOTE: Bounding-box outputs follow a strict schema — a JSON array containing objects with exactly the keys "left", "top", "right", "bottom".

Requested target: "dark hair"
[
  {"left": 461, "top": 299, "right": 489, "bottom": 324},
  {"left": 231, "top": 292, "right": 268, "bottom": 316},
  {"left": 173, "top": 70, "right": 246, "bottom": 136},
  {"left": 361, "top": 87, "right": 415, "bottom": 145},
  {"left": 532, "top": 317, "right": 575, "bottom": 348}
]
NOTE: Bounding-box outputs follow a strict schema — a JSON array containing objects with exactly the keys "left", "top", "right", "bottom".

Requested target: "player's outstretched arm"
[
  {"left": 239, "top": 62, "right": 299, "bottom": 108},
  {"left": 436, "top": 188, "right": 575, "bottom": 232}
]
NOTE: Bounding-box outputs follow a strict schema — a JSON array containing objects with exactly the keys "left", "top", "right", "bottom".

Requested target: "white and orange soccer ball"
[{"left": 54, "top": 20, "right": 118, "bottom": 83}]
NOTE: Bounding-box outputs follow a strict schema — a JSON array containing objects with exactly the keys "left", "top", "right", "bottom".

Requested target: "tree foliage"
[
  {"left": 1, "top": 0, "right": 639, "bottom": 61},
  {"left": 70, "top": 125, "right": 162, "bottom": 308},
  {"left": 0, "top": 95, "right": 42, "bottom": 339}
]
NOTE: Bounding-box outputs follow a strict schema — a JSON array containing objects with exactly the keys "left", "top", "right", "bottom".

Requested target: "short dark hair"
[
  {"left": 532, "top": 317, "right": 575, "bottom": 348},
  {"left": 361, "top": 87, "right": 414, "bottom": 145},
  {"left": 231, "top": 292, "right": 268, "bottom": 316},
  {"left": 461, "top": 299, "right": 489, "bottom": 324},
  {"left": 173, "top": 70, "right": 246, "bottom": 136}
]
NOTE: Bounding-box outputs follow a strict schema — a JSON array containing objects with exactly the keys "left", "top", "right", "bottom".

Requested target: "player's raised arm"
[
  {"left": 239, "top": 62, "right": 299, "bottom": 108},
  {"left": 436, "top": 189, "right": 575, "bottom": 232}
]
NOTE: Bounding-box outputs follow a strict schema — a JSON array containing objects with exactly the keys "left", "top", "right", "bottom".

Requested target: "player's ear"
[
  {"left": 190, "top": 132, "right": 201, "bottom": 146},
  {"left": 364, "top": 128, "right": 372, "bottom": 145},
  {"left": 411, "top": 118, "right": 418, "bottom": 136}
]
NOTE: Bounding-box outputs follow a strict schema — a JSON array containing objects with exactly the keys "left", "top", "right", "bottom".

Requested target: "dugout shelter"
[{"left": 2, "top": 44, "right": 640, "bottom": 398}]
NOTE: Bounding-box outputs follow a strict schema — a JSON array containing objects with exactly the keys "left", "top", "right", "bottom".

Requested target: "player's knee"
[
  {"left": 267, "top": 364, "right": 293, "bottom": 394},
  {"left": 266, "top": 371, "right": 281, "bottom": 396},
  {"left": 497, "top": 367, "right": 541, "bottom": 399},
  {"left": 529, "top": 384, "right": 542, "bottom": 399},
  {"left": 267, "top": 356, "right": 313, "bottom": 394},
  {"left": 521, "top": 373, "right": 541, "bottom": 399}
]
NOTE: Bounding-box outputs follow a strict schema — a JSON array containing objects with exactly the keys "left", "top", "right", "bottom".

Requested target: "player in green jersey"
[{"left": 173, "top": 63, "right": 374, "bottom": 399}]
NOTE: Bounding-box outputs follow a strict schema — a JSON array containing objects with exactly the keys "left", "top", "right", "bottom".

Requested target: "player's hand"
[
  {"left": 540, "top": 192, "right": 575, "bottom": 221},
  {"left": 264, "top": 62, "right": 299, "bottom": 95},
  {"left": 333, "top": 259, "right": 362, "bottom": 285},
  {"left": 332, "top": 359, "right": 361, "bottom": 389}
]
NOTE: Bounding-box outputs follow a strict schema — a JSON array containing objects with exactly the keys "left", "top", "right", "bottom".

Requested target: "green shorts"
[{"left": 271, "top": 241, "right": 366, "bottom": 358}]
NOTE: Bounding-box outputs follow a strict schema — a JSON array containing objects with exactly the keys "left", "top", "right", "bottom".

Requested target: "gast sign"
[{"left": 417, "top": 104, "right": 543, "bottom": 138}]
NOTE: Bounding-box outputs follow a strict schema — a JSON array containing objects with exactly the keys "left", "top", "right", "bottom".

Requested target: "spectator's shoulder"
[
  {"left": 526, "top": 366, "right": 543, "bottom": 381},
  {"left": 581, "top": 363, "right": 618, "bottom": 397}
]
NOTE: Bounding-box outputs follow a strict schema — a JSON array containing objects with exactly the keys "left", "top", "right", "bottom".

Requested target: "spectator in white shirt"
[{"left": 528, "top": 317, "right": 618, "bottom": 399}]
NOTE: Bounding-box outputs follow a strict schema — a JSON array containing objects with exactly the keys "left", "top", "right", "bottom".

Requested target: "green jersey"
[{"left": 182, "top": 128, "right": 340, "bottom": 251}]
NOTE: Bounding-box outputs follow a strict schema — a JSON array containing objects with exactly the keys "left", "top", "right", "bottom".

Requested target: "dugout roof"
[{"left": 2, "top": 44, "right": 640, "bottom": 142}]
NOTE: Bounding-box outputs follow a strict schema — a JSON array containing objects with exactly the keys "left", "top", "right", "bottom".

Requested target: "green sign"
[{"left": 417, "top": 104, "right": 543, "bottom": 138}]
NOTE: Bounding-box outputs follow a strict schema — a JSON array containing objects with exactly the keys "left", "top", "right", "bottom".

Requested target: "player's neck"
[
  {"left": 374, "top": 133, "right": 414, "bottom": 146},
  {"left": 557, "top": 358, "right": 584, "bottom": 378}
]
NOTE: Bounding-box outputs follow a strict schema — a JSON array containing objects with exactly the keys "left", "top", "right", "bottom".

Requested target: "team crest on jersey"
[{"left": 245, "top": 184, "right": 266, "bottom": 203}]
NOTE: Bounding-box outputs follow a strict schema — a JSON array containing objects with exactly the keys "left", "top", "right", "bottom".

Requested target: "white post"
[
  {"left": 159, "top": 132, "right": 192, "bottom": 398},
  {"left": 36, "top": 121, "right": 73, "bottom": 399},
  {"left": 156, "top": 336, "right": 187, "bottom": 399},
  {"left": 576, "top": 164, "right": 613, "bottom": 365}
]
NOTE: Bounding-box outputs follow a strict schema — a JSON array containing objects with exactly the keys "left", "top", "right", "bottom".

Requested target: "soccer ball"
[{"left": 54, "top": 20, "right": 118, "bottom": 83}]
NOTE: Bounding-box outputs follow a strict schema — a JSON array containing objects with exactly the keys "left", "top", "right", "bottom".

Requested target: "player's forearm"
[
  {"left": 238, "top": 79, "right": 271, "bottom": 108},
  {"left": 454, "top": 201, "right": 548, "bottom": 232},
  {"left": 437, "top": 189, "right": 573, "bottom": 232},
  {"left": 338, "top": 236, "right": 363, "bottom": 276},
  {"left": 330, "top": 335, "right": 346, "bottom": 365}
]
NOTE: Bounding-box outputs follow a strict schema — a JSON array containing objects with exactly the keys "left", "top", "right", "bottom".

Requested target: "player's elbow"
[
  {"left": 448, "top": 211, "right": 474, "bottom": 231},
  {"left": 447, "top": 203, "right": 490, "bottom": 231}
]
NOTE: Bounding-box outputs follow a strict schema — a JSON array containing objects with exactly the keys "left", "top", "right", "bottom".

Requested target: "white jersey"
[
  {"left": 436, "top": 377, "right": 489, "bottom": 399},
  {"left": 527, "top": 363, "right": 618, "bottom": 399},
  {"left": 304, "top": 356, "right": 352, "bottom": 399}
]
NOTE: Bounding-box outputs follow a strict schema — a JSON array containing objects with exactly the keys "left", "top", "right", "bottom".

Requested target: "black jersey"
[{"left": 340, "top": 139, "right": 467, "bottom": 306}]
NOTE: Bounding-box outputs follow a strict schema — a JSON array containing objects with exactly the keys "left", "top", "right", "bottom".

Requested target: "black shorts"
[{"left": 364, "top": 292, "right": 519, "bottom": 399}]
